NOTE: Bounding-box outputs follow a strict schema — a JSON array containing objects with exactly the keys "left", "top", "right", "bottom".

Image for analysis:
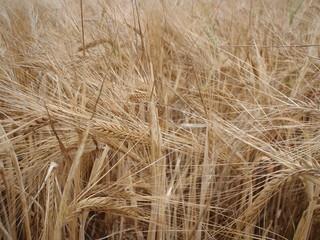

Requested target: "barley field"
[{"left": 0, "top": 0, "right": 320, "bottom": 239}]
